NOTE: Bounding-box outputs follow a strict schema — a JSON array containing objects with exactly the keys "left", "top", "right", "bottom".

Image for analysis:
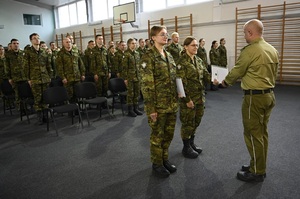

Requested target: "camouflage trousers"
[
  {"left": 65, "top": 80, "right": 80, "bottom": 103},
  {"left": 179, "top": 103, "right": 204, "bottom": 140},
  {"left": 148, "top": 112, "right": 177, "bottom": 165},
  {"left": 31, "top": 82, "right": 49, "bottom": 111},
  {"left": 96, "top": 75, "right": 108, "bottom": 97},
  {"left": 242, "top": 92, "right": 275, "bottom": 175},
  {"left": 126, "top": 80, "right": 140, "bottom": 105}
]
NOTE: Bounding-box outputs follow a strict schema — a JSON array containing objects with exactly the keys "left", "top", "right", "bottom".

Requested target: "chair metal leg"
[
  {"left": 77, "top": 107, "right": 84, "bottom": 128},
  {"left": 84, "top": 103, "right": 90, "bottom": 126}
]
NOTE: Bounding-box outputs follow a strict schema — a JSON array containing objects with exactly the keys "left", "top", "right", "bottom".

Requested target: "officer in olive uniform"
[
  {"left": 165, "top": 32, "right": 183, "bottom": 64},
  {"left": 121, "top": 38, "right": 143, "bottom": 117},
  {"left": 5, "top": 39, "right": 28, "bottom": 109},
  {"left": 222, "top": 19, "right": 278, "bottom": 182},
  {"left": 90, "top": 35, "right": 110, "bottom": 96},
  {"left": 56, "top": 37, "right": 85, "bottom": 102},
  {"left": 140, "top": 26, "right": 178, "bottom": 178},
  {"left": 24, "top": 33, "right": 52, "bottom": 124},
  {"left": 218, "top": 38, "right": 227, "bottom": 68},
  {"left": 107, "top": 45, "right": 117, "bottom": 79}
]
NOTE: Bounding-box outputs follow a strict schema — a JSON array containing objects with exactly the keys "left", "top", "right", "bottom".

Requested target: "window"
[
  {"left": 143, "top": 0, "right": 166, "bottom": 12},
  {"left": 57, "top": 0, "right": 87, "bottom": 28},
  {"left": 186, "top": 0, "right": 212, "bottom": 4},
  {"left": 167, "top": 0, "right": 184, "bottom": 7},
  {"left": 23, "top": 14, "right": 42, "bottom": 25}
]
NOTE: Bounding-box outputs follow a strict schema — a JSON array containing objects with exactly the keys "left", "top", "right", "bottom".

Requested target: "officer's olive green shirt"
[
  {"left": 176, "top": 53, "right": 211, "bottom": 104},
  {"left": 225, "top": 38, "right": 279, "bottom": 90},
  {"left": 139, "top": 46, "right": 178, "bottom": 115}
]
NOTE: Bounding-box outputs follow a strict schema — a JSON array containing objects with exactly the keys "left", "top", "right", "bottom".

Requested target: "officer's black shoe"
[
  {"left": 241, "top": 165, "right": 266, "bottom": 178},
  {"left": 190, "top": 135, "right": 203, "bottom": 154},
  {"left": 163, "top": 160, "right": 177, "bottom": 173},
  {"left": 152, "top": 164, "right": 170, "bottom": 178},
  {"left": 182, "top": 139, "right": 198, "bottom": 159},
  {"left": 133, "top": 105, "right": 143, "bottom": 115},
  {"left": 237, "top": 171, "right": 264, "bottom": 182},
  {"left": 127, "top": 105, "right": 137, "bottom": 117}
]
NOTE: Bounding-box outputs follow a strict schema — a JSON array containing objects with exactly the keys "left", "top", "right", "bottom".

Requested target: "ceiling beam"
[{"left": 13, "top": 0, "right": 53, "bottom": 10}]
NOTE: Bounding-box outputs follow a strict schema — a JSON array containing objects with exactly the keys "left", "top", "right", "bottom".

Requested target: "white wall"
[
  {"left": 0, "top": 0, "right": 54, "bottom": 49},
  {"left": 54, "top": 0, "right": 298, "bottom": 68}
]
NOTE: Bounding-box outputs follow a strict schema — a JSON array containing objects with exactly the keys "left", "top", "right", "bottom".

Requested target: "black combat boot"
[
  {"left": 163, "top": 160, "right": 177, "bottom": 173},
  {"left": 127, "top": 105, "right": 137, "bottom": 117},
  {"left": 133, "top": 104, "right": 143, "bottom": 115},
  {"left": 190, "top": 135, "right": 203, "bottom": 154},
  {"left": 152, "top": 164, "right": 170, "bottom": 178},
  {"left": 182, "top": 139, "right": 198, "bottom": 159}
]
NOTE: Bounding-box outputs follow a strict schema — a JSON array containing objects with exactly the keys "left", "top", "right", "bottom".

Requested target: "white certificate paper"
[
  {"left": 176, "top": 78, "right": 186, "bottom": 98},
  {"left": 211, "top": 65, "right": 229, "bottom": 82}
]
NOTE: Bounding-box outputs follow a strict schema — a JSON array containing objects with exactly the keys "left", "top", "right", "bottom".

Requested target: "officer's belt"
[{"left": 244, "top": 88, "right": 273, "bottom": 95}]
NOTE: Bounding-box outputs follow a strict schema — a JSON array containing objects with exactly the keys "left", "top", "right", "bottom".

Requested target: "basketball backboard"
[{"left": 113, "top": 2, "right": 136, "bottom": 25}]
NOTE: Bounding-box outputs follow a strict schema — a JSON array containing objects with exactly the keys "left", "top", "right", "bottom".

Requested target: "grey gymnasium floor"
[{"left": 0, "top": 82, "right": 300, "bottom": 199}]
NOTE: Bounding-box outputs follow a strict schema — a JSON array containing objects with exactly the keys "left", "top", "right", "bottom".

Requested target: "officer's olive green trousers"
[
  {"left": 242, "top": 92, "right": 275, "bottom": 175},
  {"left": 148, "top": 112, "right": 177, "bottom": 165}
]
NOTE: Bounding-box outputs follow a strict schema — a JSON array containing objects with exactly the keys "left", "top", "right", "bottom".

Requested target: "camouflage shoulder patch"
[{"left": 141, "top": 62, "right": 147, "bottom": 69}]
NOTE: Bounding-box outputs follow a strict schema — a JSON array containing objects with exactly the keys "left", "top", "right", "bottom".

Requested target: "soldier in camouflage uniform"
[
  {"left": 0, "top": 45, "right": 7, "bottom": 96},
  {"left": 209, "top": 40, "right": 220, "bottom": 66},
  {"left": 56, "top": 38, "right": 85, "bottom": 102},
  {"left": 121, "top": 38, "right": 143, "bottom": 117},
  {"left": 90, "top": 35, "right": 110, "bottom": 96},
  {"left": 218, "top": 38, "right": 227, "bottom": 68},
  {"left": 165, "top": 32, "right": 183, "bottom": 64},
  {"left": 136, "top": 38, "right": 147, "bottom": 58},
  {"left": 140, "top": 26, "right": 178, "bottom": 178},
  {"left": 197, "top": 38, "right": 209, "bottom": 71},
  {"left": 83, "top": 40, "right": 95, "bottom": 82},
  {"left": 5, "top": 39, "right": 28, "bottom": 110},
  {"left": 177, "top": 36, "right": 219, "bottom": 159},
  {"left": 107, "top": 45, "right": 117, "bottom": 79},
  {"left": 24, "top": 33, "right": 52, "bottom": 124},
  {"left": 49, "top": 42, "right": 59, "bottom": 78},
  {"left": 111, "top": 41, "right": 126, "bottom": 78}
]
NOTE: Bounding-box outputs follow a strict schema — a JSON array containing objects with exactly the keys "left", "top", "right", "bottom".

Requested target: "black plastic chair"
[
  {"left": 18, "top": 82, "right": 34, "bottom": 123},
  {"left": 108, "top": 78, "right": 127, "bottom": 116},
  {"left": 75, "top": 82, "right": 110, "bottom": 125},
  {"left": 43, "top": 86, "right": 83, "bottom": 136},
  {"left": 0, "top": 79, "right": 15, "bottom": 115}
]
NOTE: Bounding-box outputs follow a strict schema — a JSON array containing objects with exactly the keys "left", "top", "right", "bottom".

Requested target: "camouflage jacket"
[
  {"left": 176, "top": 53, "right": 211, "bottom": 104},
  {"left": 139, "top": 46, "right": 178, "bottom": 115},
  {"left": 136, "top": 46, "right": 147, "bottom": 58},
  {"left": 56, "top": 47, "right": 85, "bottom": 82},
  {"left": 90, "top": 45, "right": 109, "bottom": 76},
  {"left": 5, "top": 50, "right": 28, "bottom": 82},
  {"left": 121, "top": 49, "right": 140, "bottom": 82},
  {"left": 209, "top": 47, "right": 220, "bottom": 66},
  {"left": 196, "top": 47, "right": 208, "bottom": 68},
  {"left": 51, "top": 49, "right": 59, "bottom": 78},
  {"left": 165, "top": 43, "right": 183, "bottom": 64},
  {"left": 112, "top": 50, "right": 126, "bottom": 75},
  {"left": 0, "top": 56, "right": 7, "bottom": 80},
  {"left": 24, "top": 46, "right": 52, "bottom": 84},
  {"left": 218, "top": 45, "right": 227, "bottom": 67},
  {"left": 83, "top": 48, "right": 94, "bottom": 74}
]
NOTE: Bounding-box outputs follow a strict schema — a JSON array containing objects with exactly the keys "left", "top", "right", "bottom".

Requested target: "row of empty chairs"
[{"left": 0, "top": 78, "right": 128, "bottom": 136}]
